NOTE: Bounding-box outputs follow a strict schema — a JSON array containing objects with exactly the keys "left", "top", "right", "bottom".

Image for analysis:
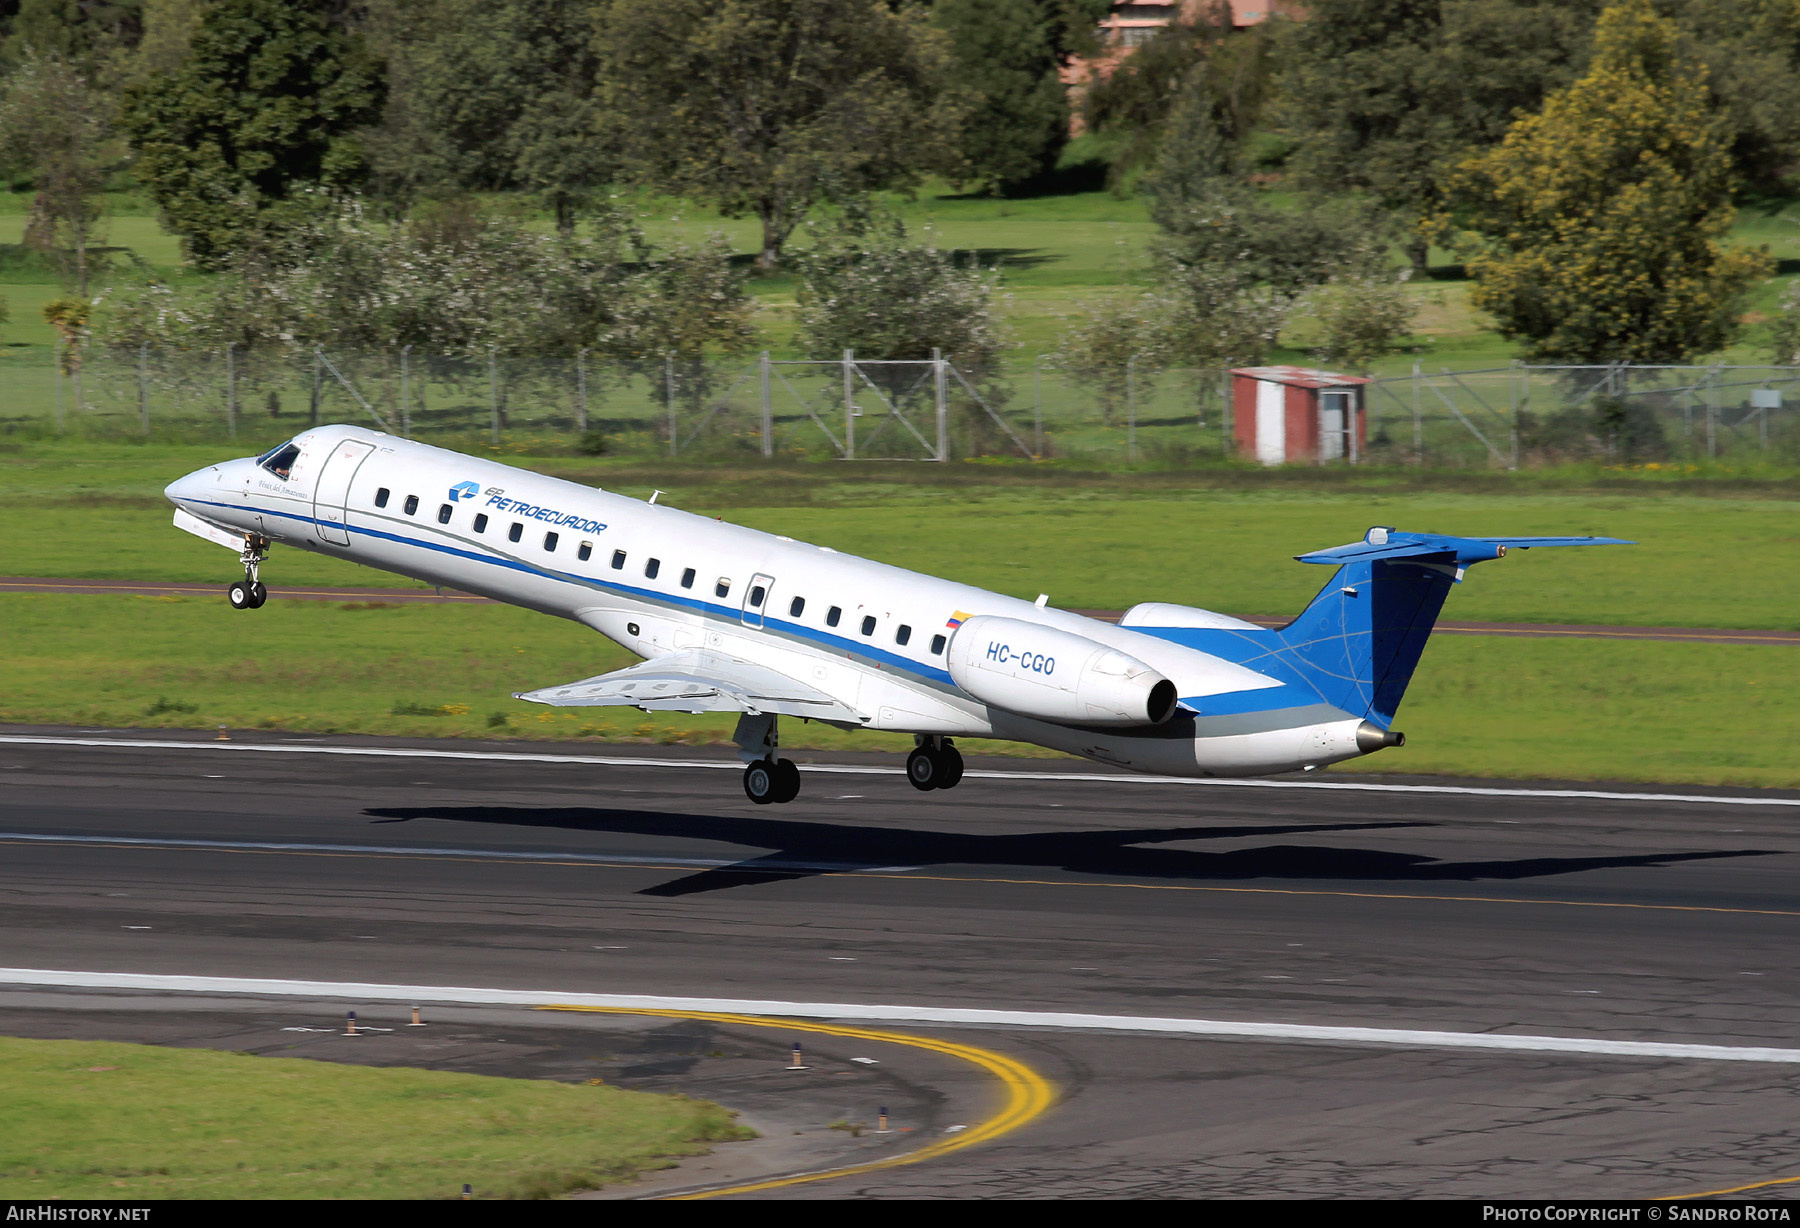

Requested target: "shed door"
[
  {"left": 1319, "top": 391, "right": 1349, "bottom": 461},
  {"left": 1254, "top": 379, "right": 1286, "bottom": 465}
]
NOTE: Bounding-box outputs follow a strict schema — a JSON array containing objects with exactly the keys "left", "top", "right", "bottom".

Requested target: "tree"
[
  {"left": 1449, "top": 0, "right": 1772, "bottom": 363},
  {"left": 930, "top": 0, "right": 1067, "bottom": 193},
  {"left": 1304, "top": 240, "right": 1417, "bottom": 373},
  {"left": 0, "top": 52, "right": 114, "bottom": 294},
  {"left": 118, "top": 0, "right": 384, "bottom": 268},
  {"left": 1278, "top": 0, "right": 1601, "bottom": 273},
  {"left": 593, "top": 0, "right": 967, "bottom": 270},
  {"left": 364, "top": 0, "right": 611, "bottom": 231},
  {"left": 791, "top": 212, "right": 1005, "bottom": 366}
]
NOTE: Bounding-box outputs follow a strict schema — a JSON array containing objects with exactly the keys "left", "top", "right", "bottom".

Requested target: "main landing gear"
[
  {"left": 735, "top": 712, "right": 801, "bottom": 805},
  {"left": 228, "top": 536, "right": 271, "bottom": 610},
  {"left": 906, "top": 736, "right": 964, "bottom": 792}
]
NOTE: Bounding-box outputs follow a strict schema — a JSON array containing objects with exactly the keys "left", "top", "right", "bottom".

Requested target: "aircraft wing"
[{"left": 513, "top": 650, "right": 860, "bottom": 721}]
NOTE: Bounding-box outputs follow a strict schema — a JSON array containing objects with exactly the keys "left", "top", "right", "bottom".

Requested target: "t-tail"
[{"left": 1272, "top": 527, "right": 1631, "bottom": 738}]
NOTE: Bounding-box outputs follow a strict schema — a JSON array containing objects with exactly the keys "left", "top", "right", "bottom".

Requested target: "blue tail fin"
[{"left": 1276, "top": 528, "right": 1631, "bottom": 727}]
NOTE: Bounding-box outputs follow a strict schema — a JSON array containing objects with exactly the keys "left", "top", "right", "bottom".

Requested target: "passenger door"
[{"left": 312, "top": 439, "right": 375, "bottom": 546}]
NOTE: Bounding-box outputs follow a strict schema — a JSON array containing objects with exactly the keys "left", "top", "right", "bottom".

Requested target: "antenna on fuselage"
[{"left": 649, "top": 490, "right": 663, "bottom": 505}]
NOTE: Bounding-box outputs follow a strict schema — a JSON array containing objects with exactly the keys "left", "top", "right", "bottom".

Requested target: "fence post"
[
  {"left": 138, "top": 342, "right": 150, "bottom": 435},
  {"left": 310, "top": 348, "right": 323, "bottom": 427},
  {"left": 665, "top": 355, "right": 676, "bottom": 457},
  {"left": 759, "top": 350, "right": 772, "bottom": 458},
  {"left": 1706, "top": 367, "right": 1717, "bottom": 458},
  {"left": 1126, "top": 354, "right": 1137, "bottom": 463},
  {"left": 1411, "top": 360, "right": 1424, "bottom": 465},
  {"left": 576, "top": 348, "right": 587, "bottom": 435},
  {"left": 1032, "top": 354, "right": 1044, "bottom": 459},
  {"left": 1220, "top": 369, "right": 1231, "bottom": 456},
  {"left": 400, "top": 345, "right": 411, "bottom": 438},
  {"left": 225, "top": 342, "right": 237, "bottom": 440},
  {"left": 53, "top": 339, "right": 64, "bottom": 432},
  {"left": 843, "top": 348, "right": 855, "bottom": 460},
  {"left": 933, "top": 347, "right": 948, "bottom": 461},
  {"left": 1508, "top": 360, "right": 1520, "bottom": 470},
  {"left": 488, "top": 348, "right": 501, "bottom": 443}
]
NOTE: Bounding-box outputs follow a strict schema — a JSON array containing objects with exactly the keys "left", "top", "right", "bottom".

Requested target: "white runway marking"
[
  {"left": 4, "top": 968, "right": 1799, "bottom": 1065},
  {"left": 4, "top": 734, "right": 1796, "bottom": 808}
]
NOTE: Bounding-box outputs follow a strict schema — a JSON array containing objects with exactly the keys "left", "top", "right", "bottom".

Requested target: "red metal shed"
[{"left": 1230, "top": 366, "right": 1372, "bottom": 465}]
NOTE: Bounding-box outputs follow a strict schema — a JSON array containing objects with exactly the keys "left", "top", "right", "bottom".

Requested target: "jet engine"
[{"left": 946, "top": 615, "right": 1179, "bottom": 727}]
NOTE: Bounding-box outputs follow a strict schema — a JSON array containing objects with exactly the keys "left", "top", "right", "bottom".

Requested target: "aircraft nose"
[{"left": 164, "top": 468, "right": 213, "bottom": 506}]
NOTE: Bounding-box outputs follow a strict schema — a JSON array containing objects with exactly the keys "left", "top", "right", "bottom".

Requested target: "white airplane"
[{"left": 164, "top": 425, "right": 1627, "bottom": 804}]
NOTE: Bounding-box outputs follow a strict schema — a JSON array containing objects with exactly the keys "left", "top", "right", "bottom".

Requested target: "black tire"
[
  {"left": 228, "top": 581, "right": 253, "bottom": 610},
  {"left": 248, "top": 581, "right": 268, "bottom": 609},
  {"left": 743, "top": 760, "right": 777, "bottom": 805},
  {"left": 906, "top": 746, "right": 939, "bottom": 791},
  {"left": 772, "top": 758, "right": 801, "bottom": 804},
  {"left": 937, "top": 743, "right": 964, "bottom": 789}
]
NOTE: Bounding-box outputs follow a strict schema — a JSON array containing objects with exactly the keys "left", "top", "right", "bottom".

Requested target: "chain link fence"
[{"left": 6, "top": 344, "right": 1798, "bottom": 465}]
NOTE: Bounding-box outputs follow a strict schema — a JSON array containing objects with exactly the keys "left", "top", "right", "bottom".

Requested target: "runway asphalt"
[{"left": 3, "top": 725, "right": 1799, "bottom": 1199}]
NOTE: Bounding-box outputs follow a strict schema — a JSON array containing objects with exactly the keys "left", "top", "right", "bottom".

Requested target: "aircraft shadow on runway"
[{"left": 360, "top": 805, "right": 1775, "bottom": 898}]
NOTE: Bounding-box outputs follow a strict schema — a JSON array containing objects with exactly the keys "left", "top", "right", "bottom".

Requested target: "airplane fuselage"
[{"left": 165, "top": 426, "right": 1378, "bottom": 778}]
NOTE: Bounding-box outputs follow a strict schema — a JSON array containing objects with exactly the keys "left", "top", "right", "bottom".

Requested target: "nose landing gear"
[
  {"left": 229, "top": 536, "right": 271, "bottom": 610},
  {"left": 906, "top": 736, "right": 964, "bottom": 792}
]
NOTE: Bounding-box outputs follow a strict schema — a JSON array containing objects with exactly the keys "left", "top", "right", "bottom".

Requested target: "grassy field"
[
  {"left": 3, "top": 592, "right": 1794, "bottom": 787},
  {"left": 0, "top": 1035, "right": 749, "bottom": 1199},
  {"left": 3, "top": 442, "right": 1796, "bottom": 628}
]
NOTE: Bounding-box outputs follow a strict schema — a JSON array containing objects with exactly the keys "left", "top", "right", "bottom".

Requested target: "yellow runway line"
[
  {"left": 1659, "top": 1172, "right": 1800, "bottom": 1200},
  {"left": 534, "top": 1005, "right": 1055, "bottom": 1199}
]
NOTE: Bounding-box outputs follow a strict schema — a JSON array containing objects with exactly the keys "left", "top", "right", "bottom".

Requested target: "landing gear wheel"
[
  {"left": 248, "top": 581, "right": 268, "bottom": 609},
  {"left": 228, "top": 581, "right": 254, "bottom": 610},
  {"left": 743, "top": 760, "right": 778, "bottom": 805},
  {"left": 937, "top": 743, "right": 964, "bottom": 789},
  {"left": 771, "top": 758, "right": 801, "bottom": 803},
  {"left": 906, "top": 746, "right": 941, "bottom": 791}
]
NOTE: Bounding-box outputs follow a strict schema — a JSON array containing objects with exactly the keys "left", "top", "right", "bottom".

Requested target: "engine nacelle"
[{"left": 947, "top": 616, "right": 1179, "bottom": 728}]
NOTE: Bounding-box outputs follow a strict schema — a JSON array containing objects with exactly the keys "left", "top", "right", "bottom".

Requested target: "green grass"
[
  {"left": 0, "top": 1035, "right": 749, "bottom": 1199},
  {"left": 3, "top": 444, "right": 1796, "bottom": 628},
  {"left": 2, "top": 593, "right": 1795, "bottom": 787}
]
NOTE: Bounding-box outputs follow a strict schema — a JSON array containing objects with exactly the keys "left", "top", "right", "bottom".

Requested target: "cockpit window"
[{"left": 256, "top": 442, "right": 301, "bottom": 481}]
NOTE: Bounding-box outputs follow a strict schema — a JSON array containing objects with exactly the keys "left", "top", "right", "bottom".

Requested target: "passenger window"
[
  {"left": 789, "top": 596, "right": 805, "bottom": 618},
  {"left": 861, "top": 615, "right": 876, "bottom": 637},
  {"left": 715, "top": 578, "right": 730, "bottom": 598},
  {"left": 645, "top": 558, "right": 660, "bottom": 579},
  {"left": 474, "top": 513, "right": 488, "bottom": 534},
  {"left": 826, "top": 606, "right": 841, "bottom": 627},
  {"left": 680, "top": 567, "right": 695, "bottom": 590},
  {"left": 374, "top": 488, "right": 390, "bottom": 509},
  {"left": 437, "top": 503, "right": 452, "bottom": 525},
  {"left": 895, "top": 625, "right": 911, "bottom": 646},
  {"left": 544, "top": 531, "right": 558, "bottom": 552},
  {"left": 611, "top": 550, "right": 626, "bottom": 570},
  {"left": 749, "top": 584, "right": 765, "bottom": 608},
  {"left": 578, "top": 542, "right": 591, "bottom": 562},
  {"left": 930, "top": 634, "right": 946, "bottom": 655},
  {"left": 508, "top": 522, "right": 522, "bottom": 543},
  {"left": 403, "top": 495, "right": 419, "bottom": 516}
]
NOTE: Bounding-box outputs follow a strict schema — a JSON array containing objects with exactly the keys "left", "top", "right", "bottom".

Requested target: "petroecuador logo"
[{"left": 448, "top": 480, "right": 480, "bottom": 502}]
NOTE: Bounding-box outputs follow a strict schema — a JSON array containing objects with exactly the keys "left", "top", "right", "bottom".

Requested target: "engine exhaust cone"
[{"left": 1355, "top": 721, "right": 1405, "bottom": 753}]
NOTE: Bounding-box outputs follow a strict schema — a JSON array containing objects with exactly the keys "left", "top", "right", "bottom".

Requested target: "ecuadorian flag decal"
[{"left": 946, "top": 610, "right": 970, "bottom": 629}]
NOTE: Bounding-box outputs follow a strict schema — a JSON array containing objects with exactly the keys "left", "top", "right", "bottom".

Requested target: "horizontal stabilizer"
[
  {"left": 1297, "top": 526, "right": 1632, "bottom": 570},
  {"left": 515, "top": 650, "right": 859, "bottom": 722}
]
